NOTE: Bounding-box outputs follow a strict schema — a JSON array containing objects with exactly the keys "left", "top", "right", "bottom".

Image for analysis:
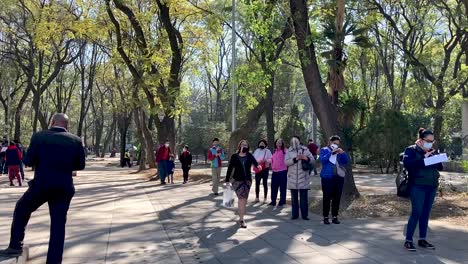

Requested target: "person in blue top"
[{"left": 319, "top": 135, "right": 349, "bottom": 225}]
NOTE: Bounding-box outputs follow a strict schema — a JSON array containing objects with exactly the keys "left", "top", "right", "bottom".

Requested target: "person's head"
[
  {"left": 258, "top": 139, "right": 268, "bottom": 149},
  {"left": 9, "top": 142, "right": 15, "bottom": 146},
  {"left": 183, "top": 145, "right": 189, "bottom": 152},
  {"left": 275, "top": 138, "right": 285, "bottom": 153},
  {"left": 50, "top": 113, "right": 69, "bottom": 130},
  {"left": 418, "top": 128, "right": 434, "bottom": 149},
  {"left": 329, "top": 135, "right": 341, "bottom": 150},
  {"left": 164, "top": 140, "right": 170, "bottom": 147},
  {"left": 290, "top": 136, "right": 301, "bottom": 149},
  {"left": 308, "top": 139, "right": 314, "bottom": 144},
  {"left": 237, "top": 140, "right": 249, "bottom": 154},
  {"left": 213, "top": 138, "right": 219, "bottom": 147}
]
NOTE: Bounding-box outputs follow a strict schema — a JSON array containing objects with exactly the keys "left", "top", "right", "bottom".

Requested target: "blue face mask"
[{"left": 423, "top": 142, "right": 433, "bottom": 149}]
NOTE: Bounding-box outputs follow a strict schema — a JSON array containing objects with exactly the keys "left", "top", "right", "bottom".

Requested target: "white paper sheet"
[
  {"left": 0, "top": 147, "right": 6, "bottom": 152},
  {"left": 329, "top": 154, "right": 337, "bottom": 165},
  {"left": 424, "top": 153, "right": 448, "bottom": 166}
]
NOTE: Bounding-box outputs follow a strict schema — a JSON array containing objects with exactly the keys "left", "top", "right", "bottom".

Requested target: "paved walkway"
[{"left": 0, "top": 162, "right": 467, "bottom": 263}]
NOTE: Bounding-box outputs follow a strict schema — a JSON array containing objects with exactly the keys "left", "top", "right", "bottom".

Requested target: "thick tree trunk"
[
  {"left": 102, "top": 114, "right": 116, "bottom": 158},
  {"left": 118, "top": 114, "right": 131, "bottom": 167},
  {"left": 289, "top": 0, "right": 360, "bottom": 202},
  {"left": 133, "top": 109, "right": 147, "bottom": 171},
  {"left": 156, "top": 116, "right": 176, "bottom": 152},
  {"left": 141, "top": 111, "right": 156, "bottom": 168}
]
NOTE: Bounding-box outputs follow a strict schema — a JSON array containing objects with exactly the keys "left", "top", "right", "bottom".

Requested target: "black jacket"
[
  {"left": 403, "top": 145, "right": 443, "bottom": 187},
  {"left": 179, "top": 151, "right": 192, "bottom": 168},
  {"left": 225, "top": 153, "right": 259, "bottom": 182},
  {"left": 24, "top": 127, "right": 86, "bottom": 188}
]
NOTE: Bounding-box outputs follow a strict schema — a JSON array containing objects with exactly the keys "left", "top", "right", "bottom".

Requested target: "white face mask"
[
  {"left": 423, "top": 142, "right": 433, "bottom": 149},
  {"left": 165, "top": 143, "right": 170, "bottom": 147},
  {"left": 331, "top": 144, "right": 338, "bottom": 150},
  {"left": 291, "top": 138, "right": 300, "bottom": 149}
]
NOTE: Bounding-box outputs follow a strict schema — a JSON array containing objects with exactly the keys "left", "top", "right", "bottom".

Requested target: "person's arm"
[
  {"left": 23, "top": 133, "right": 39, "bottom": 167},
  {"left": 403, "top": 147, "right": 424, "bottom": 170},
  {"left": 266, "top": 149, "right": 273, "bottom": 164},
  {"left": 220, "top": 148, "right": 226, "bottom": 160},
  {"left": 225, "top": 154, "right": 236, "bottom": 182},
  {"left": 17, "top": 149, "right": 23, "bottom": 161},
  {"left": 285, "top": 151, "right": 297, "bottom": 166},
  {"left": 250, "top": 153, "right": 259, "bottom": 167},
  {"left": 337, "top": 152, "right": 349, "bottom": 165},
  {"left": 319, "top": 148, "right": 332, "bottom": 165},
  {"left": 74, "top": 141, "right": 86, "bottom": 171},
  {"left": 207, "top": 148, "right": 215, "bottom": 161}
]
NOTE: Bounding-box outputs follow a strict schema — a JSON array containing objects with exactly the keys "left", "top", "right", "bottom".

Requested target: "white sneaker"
[{"left": 263, "top": 198, "right": 267, "bottom": 204}]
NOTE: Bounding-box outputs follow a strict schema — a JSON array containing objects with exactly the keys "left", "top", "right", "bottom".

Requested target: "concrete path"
[{"left": 0, "top": 162, "right": 467, "bottom": 263}]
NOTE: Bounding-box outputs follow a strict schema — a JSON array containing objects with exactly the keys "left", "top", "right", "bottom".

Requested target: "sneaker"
[
  {"left": 0, "top": 247, "right": 23, "bottom": 257},
  {"left": 254, "top": 198, "right": 260, "bottom": 203},
  {"left": 268, "top": 202, "right": 276, "bottom": 206},
  {"left": 323, "top": 217, "right": 331, "bottom": 225},
  {"left": 302, "top": 217, "right": 310, "bottom": 221},
  {"left": 404, "top": 241, "right": 417, "bottom": 252},
  {"left": 332, "top": 217, "right": 341, "bottom": 224},
  {"left": 418, "top": 240, "right": 435, "bottom": 250},
  {"left": 278, "top": 202, "right": 285, "bottom": 206},
  {"left": 263, "top": 198, "right": 267, "bottom": 204},
  {"left": 238, "top": 220, "right": 247, "bottom": 228},
  {"left": 9, "top": 183, "right": 14, "bottom": 187},
  {"left": 291, "top": 216, "right": 299, "bottom": 220},
  {"left": 160, "top": 182, "right": 167, "bottom": 185},
  {"left": 214, "top": 193, "right": 219, "bottom": 196}
]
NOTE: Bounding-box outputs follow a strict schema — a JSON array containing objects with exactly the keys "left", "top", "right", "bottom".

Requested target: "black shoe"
[
  {"left": 332, "top": 217, "right": 341, "bottom": 224},
  {"left": 323, "top": 217, "right": 331, "bottom": 225},
  {"left": 302, "top": 217, "right": 310, "bottom": 221},
  {"left": 0, "top": 247, "right": 23, "bottom": 257},
  {"left": 268, "top": 202, "right": 276, "bottom": 206},
  {"left": 9, "top": 183, "right": 14, "bottom": 187},
  {"left": 418, "top": 240, "right": 435, "bottom": 250},
  {"left": 238, "top": 221, "right": 247, "bottom": 228},
  {"left": 278, "top": 202, "right": 285, "bottom": 206},
  {"left": 404, "top": 241, "right": 417, "bottom": 252},
  {"left": 291, "top": 216, "right": 299, "bottom": 220},
  {"left": 214, "top": 193, "right": 219, "bottom": 196},
  {"left": 183, "top": 181, "right": 187, "bottom": 184},
  {"left": 160, "top": 182, "right": 166, "bottom": 185}
]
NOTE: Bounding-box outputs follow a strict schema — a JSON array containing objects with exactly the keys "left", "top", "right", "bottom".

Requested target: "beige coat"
[{"left": 285, "top": 146, "right": 315, "bottom": 190}]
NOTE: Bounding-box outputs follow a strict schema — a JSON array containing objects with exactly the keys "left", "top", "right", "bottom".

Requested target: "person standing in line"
[
  {"left": 179, "top": 145, "right": 193, "bottom": 184},
  {"left": 403, "top": 128, "right": 443, "bottom": 252},
  {"left": 0, "top": 113, "right": 86, "bottom": 263},
  {"left": 208, "top": 138, "right": 225, "bottom": 195},
  {"left": 6, "top": 142, "right": 23, "bottom": 187},
  {"left": 225, "top": 140, "right": 261, "bottom": 228},
  {"left": 319, "top": 135, "right": 349, "bottom": 225},
  {"left": 269, "top": 138, "right": 288, "bottom": 207},
  {"left": 307, "top": 139, "right": 319, "bottom": 176},
  {"left": 252, "top": 139, "right": 273, "bottom": 203},
  {"left": 155, "top": 140, "right": 171, "bottom": 185},
  {"left": 285, "top": 136, "right": 314, "bottom": 220}
]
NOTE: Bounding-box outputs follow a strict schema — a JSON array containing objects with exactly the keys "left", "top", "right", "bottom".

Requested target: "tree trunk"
[
  {"left": 133, "top": 108, "right": 148, "bottom": 171},
  {"left": 289, "top": 0, "right": 360, "bottom": 202},
  {"left": 433, "top": 111, "right": 443, "bottom": 146},
  {"left": 156, "top": 116, "right": 176, "bottom": 152},
  {"left": 102, "top": 114, "right": 117, "bottom": 158},
  {"left": 266, "top": 74, "right": 275, "bottom": 148},
  {"left": 118, "top": 113, "right": 131, "bottom": 167}
]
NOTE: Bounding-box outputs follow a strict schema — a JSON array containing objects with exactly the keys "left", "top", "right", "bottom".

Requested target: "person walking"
[
  {"left": 13, "top": 140, "right": 26, "bottom": 180},
  {"left": 269, "top": 139, "right": 288, "bottom": 207},
  {"left": 403, "top": 128, "right": 443, "bottom": 252},
  {"left": 179, "top": 145, "right": 193, "bottom": 184},
  {"left": 0, "top": 113, "right": 86, "bottom": 263},
  {"left": 6, "top": 142, "right": 23, "bottom": 187},
  {"left": 155, "top": 140, "right": 171, "bottom": 185},
  {"left": 252, "top": 139, "right": 272, "bottom": 203},
  {"left": 225, "top": 140, "right": 261, "bottom": 228},
  {"left": 208, "top": 138, "right": 225, "bottom": 195},
  {"left": 319, "top": 135, "right": 349, "bottom": 225},
  {"left": 285, "top": 136, "right": 314, "bottom": 220},
  {"left": 307, "top": 139, "right": 319, "bottom": 175},
  {"left": 167, "top": 155, "right": 175, "bottom": 184}
]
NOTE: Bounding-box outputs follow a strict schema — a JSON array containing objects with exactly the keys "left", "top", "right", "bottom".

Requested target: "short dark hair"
[
  {"left": 184, "top": 145, "right": 189, "bottom": 149},
  {"left": 418, "top": 128, "right": 433, "bottom": 139},
  {"left": 213, "top": 138, "right": 219, "bottom": 142},
  {"left": 9, "top": 142, "right": 15, "bottom": 146},
  {"left": 257, "top": 139, "right": 268, "bottom": 147},
  {"left": 329, "top": 135, "right": 341, "bottom": 142}
]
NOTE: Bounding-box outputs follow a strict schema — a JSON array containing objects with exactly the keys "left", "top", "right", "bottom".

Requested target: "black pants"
[
  {"left": 182, "top": 166, "right": 190, "bottom": 182},
  {"left": 291, "top": 189, "right": 308, "bottom": 219},
  {"left": 9, "top": 182, "right": 74, "bottom": 264},
  {"left": 270, "top": 170, "right": 287, "bottom": 205},
  {"left": 321, "top": 175, "right": 344, "bottom": 217},
  {"left": 122, "top": 158, "right": 131, "bottom": 168},
  {"left": 255, "top": 169, "right": 269, "bottom": 199}
]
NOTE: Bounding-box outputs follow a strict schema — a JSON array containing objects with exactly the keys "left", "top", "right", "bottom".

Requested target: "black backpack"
[{"left": 395, "top": 152, "right": 409, "bottom": 198}]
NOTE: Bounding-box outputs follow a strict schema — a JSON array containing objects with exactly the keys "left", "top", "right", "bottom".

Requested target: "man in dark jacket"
[
  {"left": 5, "top": 142, "right": 23, "bottom": 187},
  {"left": 0, "top": 113, "right": 86, "bottom": 263}
]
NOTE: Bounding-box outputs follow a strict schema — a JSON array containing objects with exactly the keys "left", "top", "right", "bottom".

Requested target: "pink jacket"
[{"left": 271, "top": 148, "right": 288, "bottom": 172}]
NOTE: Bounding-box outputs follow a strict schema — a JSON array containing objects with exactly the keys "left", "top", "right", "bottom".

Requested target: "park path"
[{"left": 0, "top": 161, "right": 467, "bottom": 264}]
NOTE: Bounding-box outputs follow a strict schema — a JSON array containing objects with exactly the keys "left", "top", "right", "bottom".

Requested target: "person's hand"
[
  {"left": 216, "top": 153, "right": 220, "bottom": 157},
  {"left": 257, "top": 165, "right": 263, "bottom": 170},
  {"left": 337, "top": 148, "right": 344, "bottom": 154},
  {"left": 424, "top": 149, "right": 435, "bottom": 158}
]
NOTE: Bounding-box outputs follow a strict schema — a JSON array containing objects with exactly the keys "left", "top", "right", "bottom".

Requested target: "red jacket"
[
  {"left": 307, "top": 143, "right": 319, "bottom": 156},
  {"left": 155, "top": 145, "right": 171, "bottom": 162}
]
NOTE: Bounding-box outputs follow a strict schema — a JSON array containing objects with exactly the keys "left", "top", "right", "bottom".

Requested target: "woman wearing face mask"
[
  {"left": 155, "top": 140, "right": 172, "bottom": 185},
  {"left": 225, "top": 140, "right": 261, "bottom": 228},
  {"left": 319, "top": 135, "right": 349, "bottom": 225},
  {"left": 285, "top": 136, "right": 315, "bottom": 220},
  {"left": 252, "top": 139, "right": 273, "bottom": 203},
  {"left": 179, "top": 145, "right": 192, "bottom": 184},
  {"left": 402, "top": 128, "right": 443, "bottom": 252},
  {"left": 270, "top": 139, "right": 288, "bottom": 206}
]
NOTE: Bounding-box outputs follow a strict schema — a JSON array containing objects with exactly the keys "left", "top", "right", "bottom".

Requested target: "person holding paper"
[
  {"left": 319, "top": 135, "right": 349, "bottom": 225},
  {"left": 402, "top": 128, "right": 443, "bottom": 252}
]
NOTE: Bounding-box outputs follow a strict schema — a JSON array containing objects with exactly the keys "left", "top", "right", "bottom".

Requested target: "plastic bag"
[{"left": 222, "top": 185, "right": 235, "bottom": 208}]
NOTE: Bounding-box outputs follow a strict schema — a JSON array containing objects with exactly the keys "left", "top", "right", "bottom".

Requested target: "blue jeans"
[
  {"left": 291, "top": 189, "right": 308, "bottom": 219},
  {"left": 158, "top": 160, "right": 168, "bottom": 183},
  {"left": 405, "top": 184, "right": 437, "bottom": 242},
  {"left": 271, "top": 170, "right": 287, "bottom": 205}
]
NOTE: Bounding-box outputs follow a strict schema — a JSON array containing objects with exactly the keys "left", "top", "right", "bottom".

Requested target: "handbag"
[
  {"left": 396, "top": 169, "right": 410, "bottom": 198},
  {"left": 253, "top": 150, "right": 267, "bottom": 174},
  {"left": 300, "top": 149, "right": 314, "bottom": 171},
  {"left": 336, "top": 164, "right": 346, "bottom": 177}
]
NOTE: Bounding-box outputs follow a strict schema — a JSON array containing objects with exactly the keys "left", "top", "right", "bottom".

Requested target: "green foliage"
[{"left": 280, "top": 105, "right": 308, "bottom": 145}]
